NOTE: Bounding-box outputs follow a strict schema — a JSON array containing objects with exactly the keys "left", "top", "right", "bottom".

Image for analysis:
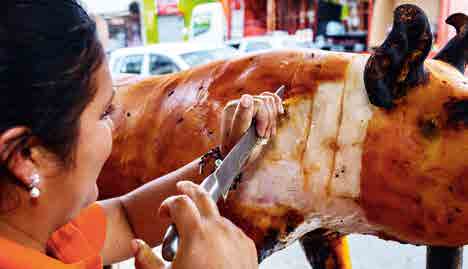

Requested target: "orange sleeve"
[{"left": 46, "top": 203, "right": 107, "bottom": 264}]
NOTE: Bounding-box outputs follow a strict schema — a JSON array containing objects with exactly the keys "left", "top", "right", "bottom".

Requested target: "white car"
[
  {"left": 108, "top": 42, "right": 239, "bottom": 78},
  {"left": 233, "top": 34, "right": 313, "bottom": 54}
]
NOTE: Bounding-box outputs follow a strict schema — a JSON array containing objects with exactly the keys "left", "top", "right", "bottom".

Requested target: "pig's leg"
[
  {"left": 299, "top": 231, "right": 352, "bottom": 269},
  {"left": 426, "top": 246, "right": 463, "bottom": 269}
]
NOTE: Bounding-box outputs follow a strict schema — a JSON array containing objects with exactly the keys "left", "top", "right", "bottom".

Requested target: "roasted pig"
[{"left": 98, "top": 4, "right": 468, "bottom": 264}]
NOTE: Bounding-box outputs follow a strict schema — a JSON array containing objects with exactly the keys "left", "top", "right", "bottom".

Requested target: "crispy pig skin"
[
  {"left": 98, "top": 50, "right": 348, "bottom": 198},
  {"left": 361, "top": 60, "right": 468, "bottom": 246},
  {"left": 98, "top": 50, "right": 468, "bottom": 254}
]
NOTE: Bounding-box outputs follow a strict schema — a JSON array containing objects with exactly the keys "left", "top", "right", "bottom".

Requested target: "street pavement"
[
  {"left": 261, "top": 235, "right": 467, "bottom": 269},
  {"left": 116, "top": 235, "right": 468, "bottom": 269}
]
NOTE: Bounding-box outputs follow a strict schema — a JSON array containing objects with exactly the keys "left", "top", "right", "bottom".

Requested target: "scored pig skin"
[
  {"left": 98, "top": 50, "right": 468, "bottom": 256},
  {"left": 218, "top": 53, "right": 377, "bottom": 256}
]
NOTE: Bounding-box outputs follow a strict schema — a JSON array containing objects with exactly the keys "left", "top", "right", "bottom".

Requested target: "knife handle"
[
  {"left": 161, "top": 174, "right": 219, "bottom": 262},
  {"left": 162, "top": 223, "right": 179, "bottom": 261}
]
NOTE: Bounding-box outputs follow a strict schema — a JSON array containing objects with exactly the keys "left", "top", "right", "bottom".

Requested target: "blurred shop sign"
[{"left": 158, "top": 0, "right": 181, "bottom": 15}]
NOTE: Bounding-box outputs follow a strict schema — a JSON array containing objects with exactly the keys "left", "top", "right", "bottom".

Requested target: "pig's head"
[{"left": 361, "top": 4, "right": 468, "bottom": 246}]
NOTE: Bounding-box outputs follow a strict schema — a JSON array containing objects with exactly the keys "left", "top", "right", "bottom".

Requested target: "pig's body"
[
  {"left": 219, "top": 52, "right": 376, "bottom": 257},
  {"left": 99, "top": 47, "right": 468, "bottom": 258}
]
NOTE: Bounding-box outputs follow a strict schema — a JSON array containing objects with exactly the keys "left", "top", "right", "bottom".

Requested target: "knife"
[{"left": 161, "top": 85, "right": 286, "bottom": 261}]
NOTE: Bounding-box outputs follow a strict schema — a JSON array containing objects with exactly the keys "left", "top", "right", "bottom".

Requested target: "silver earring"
[{"left": 28, "top": 174, "right": 41, "bottom": 198}]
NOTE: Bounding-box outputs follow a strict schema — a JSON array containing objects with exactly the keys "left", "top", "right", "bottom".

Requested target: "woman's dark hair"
[{"left": 0, "top": 0, "right": 105, "bottom": 163}]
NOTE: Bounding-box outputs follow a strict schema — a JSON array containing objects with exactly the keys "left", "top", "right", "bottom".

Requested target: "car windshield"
[{"left": 180, "top": 47, "right": 238, "bottom": 67}]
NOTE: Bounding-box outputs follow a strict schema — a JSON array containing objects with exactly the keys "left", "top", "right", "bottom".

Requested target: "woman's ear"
[{"left": 0, "top": 127, "right": 39, "bottom": 188}]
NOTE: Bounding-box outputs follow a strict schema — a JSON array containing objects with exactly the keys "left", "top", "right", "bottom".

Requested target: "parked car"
[
  {"left": 230, "top": 34, "right": 313, "bottom": 54},
  {"left": 108, "top": 42, "right": 239, "bottom": 77}
]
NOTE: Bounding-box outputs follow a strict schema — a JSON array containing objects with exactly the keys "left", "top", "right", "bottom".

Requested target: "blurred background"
[
  {"left": 78, "top": 0, "right": 468, "bottom": 268},
  {"left": 81, "top": 0, "right": 468, "bottom": 80}
]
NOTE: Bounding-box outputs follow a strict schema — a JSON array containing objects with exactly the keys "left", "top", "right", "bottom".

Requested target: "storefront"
[
  {"left": 84, "top": 0, "right": 185, "bottom": 51},
  {"left": 89, "top": 0, "right": 468, "bottom": 54},
  {"left": 157, "top": 0, "right": 185, "bottom": 42},
  {"left": 220, "top": 0, "right": 468, "bottom": 53},
  {"left": 81, "top": 0, "right": 142, "bottom": 51},
  {"left": 222, "top": 0, "right": 370, "bottom": 52}
]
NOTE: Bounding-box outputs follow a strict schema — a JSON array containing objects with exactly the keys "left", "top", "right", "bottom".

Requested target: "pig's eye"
[
  {"left": 444, "top": 99, "right": 468, "bottom": 128},
  {"left": 419, "top": 118, "right": 440, "bottom": 139}
]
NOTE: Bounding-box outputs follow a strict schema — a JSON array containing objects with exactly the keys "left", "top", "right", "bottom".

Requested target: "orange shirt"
[{"left": 0, "top": 203, "right": 107, "bottom": 269}]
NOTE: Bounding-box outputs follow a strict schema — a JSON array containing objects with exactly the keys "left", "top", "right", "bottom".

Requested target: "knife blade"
[{"left": 161, "top": 85, "right": 286, "bottom": 261}]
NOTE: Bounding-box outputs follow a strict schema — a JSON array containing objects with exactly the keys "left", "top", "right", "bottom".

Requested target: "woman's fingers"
[
  {"left": 228, "top": 94, "right": 279, "bottom": 141},
  {"left": 177, "top": 181, "right": 220, "bottom": 218},
  {"left": 261, "top": 91, "right": 285, "bottom": 114},
  {"left": 159, "top": 195, "right": 201, "bottom": 239},
  {"left": 252, "top": 97, "right": 269, "bottom": 138},
  {"left": 261, "top": 92, "right": 284, "bottom": 136},
  {"left": 260, "top": 93, "right": 278, "bottom": 137},
  {"left": 221, "top": 100, "right": 238, "bottom": 154},
  {"left": 220, "top": 90, "right": 284, "bottom": 156},
  {"left": 228, "top": 95, "right": 256, "bottom": 147},
  {"left": 254, "top": 95, "right": 274, "bottom": 138},
  {"left": 133, "top": 239, "right": 166, "bottom": 269}
]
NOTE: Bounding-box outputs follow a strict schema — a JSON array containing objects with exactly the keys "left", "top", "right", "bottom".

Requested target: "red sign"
[{"left": 157, "top": 0, "right": 181, "bottom": 15}]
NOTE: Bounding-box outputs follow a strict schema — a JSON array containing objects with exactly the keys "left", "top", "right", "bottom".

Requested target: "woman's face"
[{"left": 55, "top": 62, "right": 118, "bottom": 211}]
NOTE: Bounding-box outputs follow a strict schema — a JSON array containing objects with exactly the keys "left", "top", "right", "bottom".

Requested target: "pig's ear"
[
  {"left": 364, "top": 4, "right": 432, "bottom": 109},
  {"left": 434, "top": 13, "right": 468, "bottom": 73}
]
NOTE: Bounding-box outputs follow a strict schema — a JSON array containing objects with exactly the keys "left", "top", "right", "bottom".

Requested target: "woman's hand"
[
  {"left": 132, "top": 181, "right": 258, "bottom": 269},
  {"left": 220, "top": 92, "right": 284, "bottom": 156}
]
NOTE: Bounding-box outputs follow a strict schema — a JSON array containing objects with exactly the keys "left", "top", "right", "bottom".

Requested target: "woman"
[{"left": 0, "top": 1, "right": 283, "bottom": 269}]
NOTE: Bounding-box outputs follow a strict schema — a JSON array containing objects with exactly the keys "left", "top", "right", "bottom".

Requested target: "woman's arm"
[
  {"left": 99, "top": 92, "right": 282, "bottom": 265},
  {"left": 98, "top": 156, "right": 215, "bottom": 265}
]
